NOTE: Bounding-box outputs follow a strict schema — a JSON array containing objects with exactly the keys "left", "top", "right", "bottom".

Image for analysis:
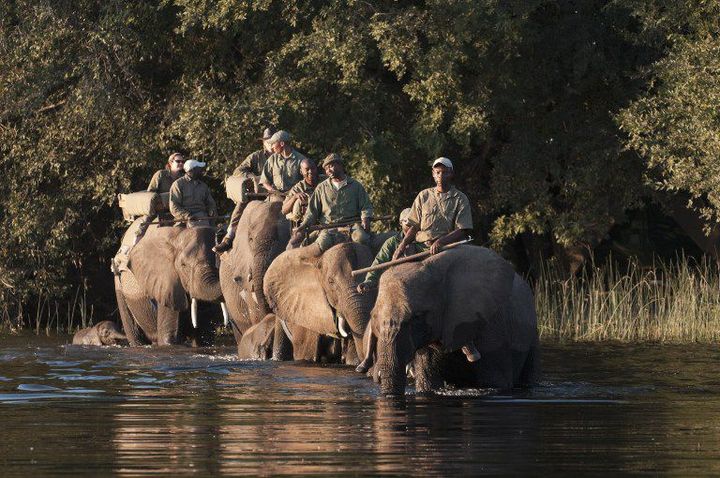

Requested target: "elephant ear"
[
  {"left": 263, "top": 246, "right": 338, "bottom": 336},
  {"left": 128, "top": 232, "right": 189, "bottom": 311}
]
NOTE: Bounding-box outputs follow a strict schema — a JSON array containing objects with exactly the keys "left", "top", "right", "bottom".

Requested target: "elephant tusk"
[
  {"left": 220, "top": 302, "right": 229, "bottom": 327},
  {"left": 191, "top": 298, "right": 198, "bottom": 329},
  {"left": 406, "top": 362, "right": 415, "bottom": 379},
  {"left": 251, "top": 291, "right": 258, "bottom": 304},
  {"left": 279, "top": 318, "right": 294, "bottom": 341},
  {"left": 240, "top": 290, "right": 248, "bottom": 303},
  {"left": 337, "top": 315, "right": 350, "bottom": 338},
  {"left": 461, "top": 344, "right": 482, "bottom": 362}
]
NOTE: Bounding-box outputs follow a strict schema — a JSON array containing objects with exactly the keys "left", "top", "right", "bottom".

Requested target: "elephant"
[
  {"left": 262, "top": 241, "right": 377, "bottom": 363},
  {"left": 113, "top": 221, "right": 225, "bottom": 346},
  {"left": 362, "top": 245, "right": 540, "bottom": 395},
  {"left": 217, "top": 198, "right": 313, "bottom": 359},
  {"left": 72, "top": 320, "right": 127, "bottom": 346}
]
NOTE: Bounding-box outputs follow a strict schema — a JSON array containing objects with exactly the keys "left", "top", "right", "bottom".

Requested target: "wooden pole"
[
  {"left": 306, "top": 214, "right": 394, "bottom": 233},
  {"left": 351, "top": 237, "right": 474, "bottom": 277},
  {"left": 150, "top": 214, "right": 230, "bottom": 226}
]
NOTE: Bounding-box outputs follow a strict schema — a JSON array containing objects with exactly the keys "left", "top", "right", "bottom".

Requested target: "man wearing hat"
[
  {"left": 393, "top": 157, "right": 473, "bottom": 259},
  {"left": 169, "top": 159, "right": 217, "bottom": 228},
  {"left": 234, "top": 126, "right": 276, "bottom": 179},
  {"left": 259, "top": 130, "right": 307, "bottom": 194},
  {"left": 357, "top": 208, "right": 414, "bottom": 295},
  {"left": 213, "top": 127, "right": 277, "bottom": 253},
  {"left": 293, "top": 153, "right": 373, "bottom": 252}
]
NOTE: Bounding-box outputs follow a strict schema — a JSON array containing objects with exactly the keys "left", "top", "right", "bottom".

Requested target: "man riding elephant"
[
  {"left": 213, "top": 127, "right": 276, "bottom": 253},
  {"left": 281, "top": 157, "right": 323, "bottom": 226},
  {"left": 394, "top": 157, "right": 473, "bottom": 259},
  {"left": 356, "top": 208, "right": 414, "bottom": 295},
  {"left": 169, "top": 159, "right": 217, "bottom": 228},
  {"left": 134, "top": 152, "right": 185, "bottom": 243},
  {"left": 214, "top": 129, "right": 305, "bottom": 253},
  {"left": 291, "top": 153, "right": 373, "bottom": 251}
]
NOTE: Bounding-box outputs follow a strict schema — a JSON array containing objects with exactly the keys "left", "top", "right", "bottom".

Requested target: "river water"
[{"left": 1, "top": 333, "right": 719, "bottom": 476}]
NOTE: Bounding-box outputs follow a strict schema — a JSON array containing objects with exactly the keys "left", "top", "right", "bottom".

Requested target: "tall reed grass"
[
  {"left": 0, "top": 284, "right": 94, "bottom": 335},
  {"left": 536, "top": 255, "right": 720, "bottom": 342}
]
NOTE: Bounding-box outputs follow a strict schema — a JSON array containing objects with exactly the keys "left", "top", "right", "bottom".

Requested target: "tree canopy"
[{"left": 0, "top": 0, "right": 718, "bottom": 314}]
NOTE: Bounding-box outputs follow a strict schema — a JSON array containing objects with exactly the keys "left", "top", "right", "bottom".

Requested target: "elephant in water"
[
  {"left": 72, "top": 321, "right": 127, "bottom": 346},
  {"left": 113, "top": 223, "right": 225, "bottom": 346},
  {"left": 217, "top": 198, "right": 306, "bottom": 359},
  {"left": 362, "top": 245, "right": 540, "bottom": 395},
  {"left": 262, "top": 242, "right": 377, "bottom": 363}
]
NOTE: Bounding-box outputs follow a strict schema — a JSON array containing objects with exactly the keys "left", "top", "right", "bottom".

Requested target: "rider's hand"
[
  {"left": 361, "top": 217, "right": 371, "bottom": 232},
  {"left": 430, "top": 239, "right": 443, "bottom": 255},
  {"left": 392, "top": 243, "right": 406, "bottom": 261}
]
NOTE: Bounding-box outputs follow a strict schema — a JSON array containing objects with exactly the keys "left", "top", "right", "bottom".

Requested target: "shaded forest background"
[{"left": 1, "top": 0, "right": 719, "bottom": 322}]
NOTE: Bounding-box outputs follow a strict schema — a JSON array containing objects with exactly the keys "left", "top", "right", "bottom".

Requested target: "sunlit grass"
[{"left": 536, "top": 255, "right": 720, "bottom": 342}]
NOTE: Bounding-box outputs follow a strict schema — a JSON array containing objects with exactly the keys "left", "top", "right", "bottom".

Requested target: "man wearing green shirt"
[
  {"left": 294, "top": 153, "right": 373, "bottom": 252},
  {"left": 282, "top": 158, "right": 322, "bottom": 224},
  {"left": 259, "top": 130, "right": 306, "bottom": 194},
  {"left": 356, "top": 208, "right": 413, "bottom": 294}
]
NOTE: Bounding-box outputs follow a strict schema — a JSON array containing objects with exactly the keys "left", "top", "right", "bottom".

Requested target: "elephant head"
[
  {"left": 219, "top": 200, "right": 291, "bottom": 332},
  {"left": 127, "top": 226, "right": 223, "bottom": 344},
  {"left": 368, "top": 246, "right": 516, "bottom": 395},
  {"left": 263, "top": 242, "right": 376, "bottom": 359}
]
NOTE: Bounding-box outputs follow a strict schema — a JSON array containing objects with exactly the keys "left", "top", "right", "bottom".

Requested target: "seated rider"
[
  {"left": 356, "top": 208, "right": 413, "bottom": 294},
  {"left": 213, "top": 127, "right": 275, "bottom": 253},
  {"left": 292, "top": 153, "right": 372, "bottom": 252},
  {"left": 134, "top": 152, "right": 185, "bottom": 242},
  {"left": 393, "top": 157, "right": 473, "bottom": 259},
  {"left": 282, "top": 157, "right": 323, "bottom": 225},
  {"left": 169, "top": 159, "right": 217, "bottom": 228}
]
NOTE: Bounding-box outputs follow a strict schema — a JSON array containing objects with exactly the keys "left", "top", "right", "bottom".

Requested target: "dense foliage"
[{"left": 0, "top": 0, "right": 717, "bottom": 317}]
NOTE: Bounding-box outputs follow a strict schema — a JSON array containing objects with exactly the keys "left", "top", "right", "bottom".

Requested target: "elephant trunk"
[
  {"left": 336, "top": 287, "right": 373, "bottom": 357},
  {"left": 377, "top": 321, "right": 415, "bottom": 396},
  {"left": 190, "top": 264, "right": 222, "bottom": 302}
]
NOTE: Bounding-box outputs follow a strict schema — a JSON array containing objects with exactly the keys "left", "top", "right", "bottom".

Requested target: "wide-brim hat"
[
  {"left": 322, "top": 153, "right": 344, "bottom": 167},
  {"left": 260, "top": 126, "right": 277, "bottom": 141}
]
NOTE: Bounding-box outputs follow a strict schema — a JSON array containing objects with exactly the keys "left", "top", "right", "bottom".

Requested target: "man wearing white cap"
[
  {"left": 393, "top": 157, "right": 473, "bottom": 259},
  {"left": 259, "top": 130, "right": 307, "bottom": 194},
  {"left": 357, "top": 208, "right": 414, "bottom": 295},
  {"left": 169, "top": 159, "right": 217, "bottom": 227}
]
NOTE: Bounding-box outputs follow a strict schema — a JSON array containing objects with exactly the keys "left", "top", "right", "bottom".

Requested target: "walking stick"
[
  {"left": 306, "top": 215, "right": 394, "bottom": 233},
  {"left": 150, "top": 214, "right": 231, "bottom": 226},
  {"left": 351, "top": 237, "right": 474, "bottom": 277}
]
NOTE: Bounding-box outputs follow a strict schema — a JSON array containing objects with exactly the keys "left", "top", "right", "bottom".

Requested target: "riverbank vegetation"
[{"left": 2, "top": 1, "right": 720, "bottom": 340}]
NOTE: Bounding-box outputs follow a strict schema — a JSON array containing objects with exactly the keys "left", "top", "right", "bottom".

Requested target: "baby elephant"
[{"left": 72, "top": 321, "right": 128, "bottom": 346}]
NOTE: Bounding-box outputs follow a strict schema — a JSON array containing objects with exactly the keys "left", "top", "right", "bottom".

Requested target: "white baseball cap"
[
  {"left": 432, "top": 157, "right": 453, "bottom": 169},
  {"left": 184, "top": 159, "right": 206, "bottom": 172}
]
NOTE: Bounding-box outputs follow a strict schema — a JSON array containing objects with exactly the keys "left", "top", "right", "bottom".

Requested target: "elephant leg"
[
  {"left": 272, "top": 317, "right": 294, "bottom": 361},
  {"left": 413, "top": 347, "right": 444, "bottom": 394},
  {"left": 477, "top": 348, "right": 514, "bottom": 390},
  {"left": 156, "top": 304, "right": 181, "bottom": 346},
  {"left": 516, "top": 345, "right": 541, "bottom": 387},
  {"left": 115, "top": 276, "right": 145, "bottom": 346},
  {"left": 342, "top": 338, "right": 360, "bottom": 366}
]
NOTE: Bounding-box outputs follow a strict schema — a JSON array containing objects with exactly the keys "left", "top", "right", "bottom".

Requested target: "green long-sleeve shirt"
[
  {"left": 299, "top": 177, "right": 373, "bottom": 228},
  {"left": 363, "top": 233, "right": 402, "bottom": 286}
]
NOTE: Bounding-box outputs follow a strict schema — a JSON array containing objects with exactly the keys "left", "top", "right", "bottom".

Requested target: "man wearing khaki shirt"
[
  {"left": 393, "top": 157, "right": 473, "bottom": 259},
  {"left": 294, "top": 153, "right": 373, "bottom": 252},
  {"left": 169, "top": 160, "right": 217, "bottom": 228},
  {"left": 259, "top": 130, "right": 306, "bottom": 194}
]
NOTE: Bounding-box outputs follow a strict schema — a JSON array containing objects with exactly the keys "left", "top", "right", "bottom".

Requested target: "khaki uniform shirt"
[
  {"left": 287, "top": 179, "right": 318, "bottom": 222},
  {"left": 259, "top": 149, "right": 307, "bottom": 192},
  {"left": 299, "top": 177, "right": 372, "bottom": 228},
  {"left": 407, "top": 186, "right": 473, "bottom": 243},
  {"left": 233, "top": 149, "right": 271, "bottom": 177},
  {"left": 147, "top": 169, "right": 180, "bottom": 194},
  {"left": 169, "top": 175, "right": 217, "bottom": 221}
]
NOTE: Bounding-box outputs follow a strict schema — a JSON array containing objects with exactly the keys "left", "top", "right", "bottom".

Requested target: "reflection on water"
[{"left": 1, "top": 333, "right": 720, "bottom": 475}]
